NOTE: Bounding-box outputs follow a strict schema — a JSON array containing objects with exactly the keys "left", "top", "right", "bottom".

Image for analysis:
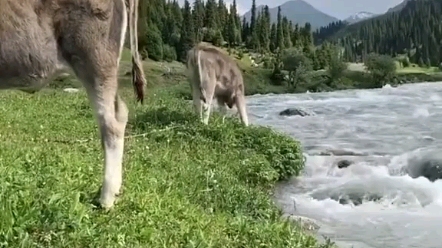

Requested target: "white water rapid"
[{"left": 246, "top": 82, "right": 442, "bottom": 248}]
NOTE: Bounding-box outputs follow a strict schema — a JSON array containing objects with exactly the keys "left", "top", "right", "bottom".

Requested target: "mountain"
[
  {"left": 344, "top": 11, "right": 377, "bottom": 24},
  {"left": 242, "top": 0, "right": 339, "bottom": 30},
  {"left": 386, "top": 0, "right": 412, "bottom": 13},
  {"left": 332, "top": 0, "right": 441, "bottom": 66}
]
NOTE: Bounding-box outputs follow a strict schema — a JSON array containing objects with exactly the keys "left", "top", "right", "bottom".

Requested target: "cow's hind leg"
[
  {"left": 70, "top": 58, "right": 127, "bottom": 209},
  {"left": 58, "top": 0, "right": 129, "bottom": 209},
  {"left": 190, "top": 81, "right": 203, "bottom": 119},
  {"left": 200, "top": 77, "right": 216, "bottom": 125},
  {"left": 89, "top": 80, "right": 127, "bottom": 209},
  {"left": 201, "top": 89, "right": 215, "bottom": 125}
]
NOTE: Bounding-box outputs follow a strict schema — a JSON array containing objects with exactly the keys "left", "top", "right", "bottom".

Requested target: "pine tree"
[
  {"left": 192, "top": 0, "right": 205, "bottom": 42},
  {"left": 250, "top": 0, "right": 257, "bottom": 34},
  {"left": 282, "top": 17, "right": 292, "bottom": 48},
  {"left": 257, "top": 6, "right": 271, "bottom": 52},
  {"left": 227, "top": 4, "right": 237, "bottom": 47},
  {"left": 248, "top": 0, "right": 258, "bottom": 49},
  {"left": 177, "top": 0, "right": 195, "bottom": 62},
  {"left": 231, "top": 0, "right": 242, "bottom": 44},
  {"left": 276, "top": 6, "right": 284, "bottom": 50},
  {"left": 270, "top": 23, "right": 277, "bottom": 52},
  {"left": 242, "top": 17, "right": 249, "bottom": 43}
]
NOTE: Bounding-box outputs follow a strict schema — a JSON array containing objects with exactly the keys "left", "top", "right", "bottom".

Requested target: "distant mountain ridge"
[
  {"left": 344, "top": 11, "right": 378, "bottom": 24},
  {"left": 387, "top": 0, "right": 412, "bottom": 13},
  {"left": 241, "top": 0, "right": 339, "bottom": 30}
]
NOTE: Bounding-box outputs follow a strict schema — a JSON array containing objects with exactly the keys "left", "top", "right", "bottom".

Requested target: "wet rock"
[
  {"left": 279, "top": 108, "right": 312, "bottom": 117},
  {"left": 421, "top": 161, "right": 442, "bottom": 182},
  {"left": 283, "top": 214, "right": 320, "bottom": 232},
  {"left": 333, "top": 193, "right": 382, "bottom": 206},
  {"left": 405, "top": 151, "right": 442, "bottom": 182},
  {"left": 310, "top": 190, "right": 383, "bottom": 206},
  {"left": 337, "top": 160, "right": 353, "bottom": 169},
  {"left": 409, "top": 158, "right": 442, "bottom": 182}
]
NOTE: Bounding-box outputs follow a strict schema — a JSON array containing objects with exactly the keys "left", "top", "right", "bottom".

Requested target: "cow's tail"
[
  {"left": 196, "top": 49, "right": 207, "bottom": 103},
  {"left": 127, "top": 0, "right": 146, "bottom": 103}
]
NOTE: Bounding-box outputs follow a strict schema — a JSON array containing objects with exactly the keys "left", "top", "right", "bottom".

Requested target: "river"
[{"left": 245, "top": 82, "right": 442, "bottom": 248}]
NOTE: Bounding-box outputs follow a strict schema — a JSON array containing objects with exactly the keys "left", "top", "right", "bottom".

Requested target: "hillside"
[
  {"left": 315, "top": 0, "right": 442, "bottom": 66},
  {"left": 242, "top": 0, "right": 339, "bottom": 30}
]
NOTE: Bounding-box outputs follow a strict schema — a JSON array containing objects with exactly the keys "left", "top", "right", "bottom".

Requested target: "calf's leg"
[
  {"left": 216, "top": 97, "right": 228, "bottom": 123},
  {"left": 190, "top": 80, "right": 203, "bottom": 119},
  {"left": 88, "top": 79, "right": 127, "bottom": 209},
  {"left": 68, "top": 53, "right": 128, "bottom": 209},
  {"left": 235, "top": 94, "right": 249, "bottom": 126},
  {"left": 200, "top": 75, "right": 216, "bottom": 125}
]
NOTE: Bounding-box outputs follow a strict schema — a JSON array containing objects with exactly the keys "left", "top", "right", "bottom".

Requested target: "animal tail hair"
[
  {"left": 128, "top": 0, "right": 146, "bottom": 104},
  {"left": 197, "top": 49, "right": 207, "bottom": 103}
]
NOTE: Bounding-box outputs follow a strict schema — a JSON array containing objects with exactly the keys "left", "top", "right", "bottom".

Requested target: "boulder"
[
  {"left": 404, "top": 151, "right": 442, "bottom": 182},
  {"left": 337, "top": 160, "right": 353, "bottom": 169},
  {"left": 279, "top": 108, "right": 312, "bottom": 117},
  {"left": 311, "top": 189, "right": 383, "bottom": 206},
  {"left": 420, "top": 160, "right": 442, "bottom": 182},
  {"left": 283, "top": 214, "right": 320, "bottom": 232},
  {"left": 407, "top": 156, "right": 442, "bottom": 182}
]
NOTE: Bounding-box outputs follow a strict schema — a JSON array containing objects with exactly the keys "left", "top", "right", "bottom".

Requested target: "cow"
[
  {"left": 0, "top": 0, "right": 146, "bottom": 209},
  {"left": 186, "top": 42, "right": 249, "bottom": 126}
]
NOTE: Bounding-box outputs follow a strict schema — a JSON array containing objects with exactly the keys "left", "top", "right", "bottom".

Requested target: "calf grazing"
[
  {"left": 186, "top": 42, "right": 249, "bottom": 126},
  {"left": 0, "top": 0, "right": 146, "bottom": 209}
]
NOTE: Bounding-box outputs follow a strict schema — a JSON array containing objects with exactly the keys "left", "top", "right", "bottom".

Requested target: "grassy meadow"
[
  {"left": 347, "top": 61, "right": 441, "bottom": 74},
  {"left": 0, "top": 50, "right": 334, "bottom": 247}
]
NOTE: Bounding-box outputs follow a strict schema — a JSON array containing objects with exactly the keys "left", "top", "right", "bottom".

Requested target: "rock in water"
[
  {"left": 279, "top": 108, "right": 312, "bottom": 117},
  {"left": 337, "top": 160, "right": 353, "bottom": 169},
  {"left": 407, "top": 152, "right": 442, "bottom": 182},
  {"left": 414, "top": 159, "right": 442, "bottom": 182},
  {"left": 282, "top": 214, "right": 320, "bottom": 232}
]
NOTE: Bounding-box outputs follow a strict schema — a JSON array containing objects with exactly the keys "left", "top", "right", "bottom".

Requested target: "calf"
[
  {"left": 0, "top": 0, "right": 146, "bottom": 209},
  {"left": 186, "top": 42, "right": 248, "bottom": 126}
]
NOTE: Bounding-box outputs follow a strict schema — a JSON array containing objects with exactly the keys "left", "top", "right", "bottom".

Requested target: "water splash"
[{"left": 247, "top": 82, "right": 442, "bottom": 248}]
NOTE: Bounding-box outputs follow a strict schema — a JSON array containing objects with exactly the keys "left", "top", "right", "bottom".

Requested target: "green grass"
[
  {"left": 348, "top": 61, "right": 441, "bottom": 74},
  {"left": 396, "top": 65, "right": 439, "bottom": 74},
  {"left": 0, "top": 71, "right": 332, "bottom": 246}
]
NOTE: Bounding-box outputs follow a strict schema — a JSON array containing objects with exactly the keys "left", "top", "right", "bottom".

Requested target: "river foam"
[{"left": 246, "top": 82, "right": 442, "bottom": 248}]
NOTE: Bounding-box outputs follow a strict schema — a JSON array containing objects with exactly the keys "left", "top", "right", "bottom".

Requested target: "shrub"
[
  {"left": 281, "top": 48, "right": 313, "bottom": 90},
  {"left": 364, "top": 53, "right": 396, "bottom": 87},
  {"left": 144, "top": 25, "right": 164, "bottom": 61},
  {"left": 163, "top": 44, "right": 177, "bottom": 62}
]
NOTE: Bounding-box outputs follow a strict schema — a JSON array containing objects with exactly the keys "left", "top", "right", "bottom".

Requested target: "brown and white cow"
[
  {"left": 0, "top": 0, "right": 146, "bottom": 209},
  {"left": 186, "top": 42, "right": 249, "bottom": 126}
]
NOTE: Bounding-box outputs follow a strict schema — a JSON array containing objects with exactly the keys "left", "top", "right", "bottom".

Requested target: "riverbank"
[
  {"left": 0, "top": 72, "right": 335, "bottom": 246},
  {"left": 51, "top": 58, "right": 442, "bottom": 98}
]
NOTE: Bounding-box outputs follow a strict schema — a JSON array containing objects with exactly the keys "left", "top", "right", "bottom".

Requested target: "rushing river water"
[{"left": 245, "top": 82, "right": 442, "bottom": 248}]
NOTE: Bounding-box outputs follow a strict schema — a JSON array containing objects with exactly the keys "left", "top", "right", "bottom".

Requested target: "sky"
[{"left": 178, "top": 0, "right": 405, "bottom": 20}]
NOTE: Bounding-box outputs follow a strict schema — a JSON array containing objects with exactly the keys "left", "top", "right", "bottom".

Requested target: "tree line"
[
  {"left": 137, "top": 0, "right": 326, "bottom": 65},
  {"left": 315, "top": 0, "right": 442, "bottom": 67}
]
